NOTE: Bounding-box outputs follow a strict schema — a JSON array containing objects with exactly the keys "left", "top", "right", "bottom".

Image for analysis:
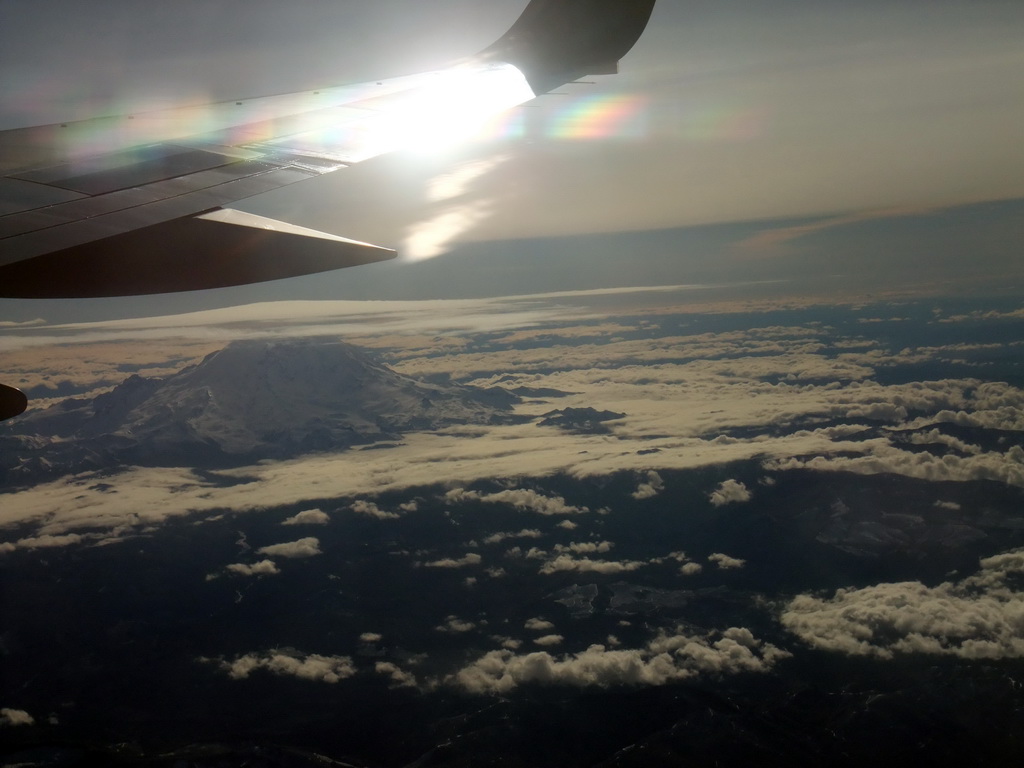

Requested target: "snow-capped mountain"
[{"left": 2, "top": 339, "right": 521, "bottom": 481}]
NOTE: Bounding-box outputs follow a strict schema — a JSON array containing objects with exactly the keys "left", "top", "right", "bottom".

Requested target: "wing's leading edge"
[{"left": 0, "top": 0, "right": 656, "bottom": 301}]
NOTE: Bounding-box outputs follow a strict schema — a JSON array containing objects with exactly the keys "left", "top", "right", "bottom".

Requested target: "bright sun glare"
[{"left": 381, "top": 62, "right": 535, "bottom": 154}]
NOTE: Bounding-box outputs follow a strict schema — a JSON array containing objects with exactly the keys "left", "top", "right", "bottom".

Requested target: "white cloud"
[
  {"left": 225, "top": 559, "right": 280, "bottom": 576},
  {"left": 399, "top": 500, "right": 419, "bottom": 512},
  {"left": 375, "top": 661, "right": 418, "bottom": 688},
  {"left": 533, "top": 634, "right": 564, "bottom": 647},
  {"left": 452, "top": 626, "right": 789, "bottom": 693},
  {"left": 538, "top": 555, "right": 645, "bottom": 575},
  {"left": 211, "top": 651, "right": 355, "bottom": 683},
  {"left": 424, "top": 553, "right": 482, "bottom": 568},
  {"left": 708, "top": 480, "right": 752, "bottom": 507},
  {"left": 902, "top": 428, "right": 981, "bottom": 455},
  {"left": 447, "top": 487, "right": 589, "bottom": 516},
  {"left": 910, "top": 407, "right": 1024, "bottom": 432},
  {"left": 436, "top": 616, "right": 476, "bottom": 633},
  {"left": 256, "top": 537, "right": 322, "bottom": 559},
  {"left": 14, "top": 533, "right": 82, "bottom": 549},
  {"left": 524, "top": 618, "right": 555, "bottom": 631},
  {"left": 680, "top": 562, "right": 703, "bottom": 575},
  {"left": 708, "top": 553, "right": 746, "bottom": 570},
  {"left": 782, "top": 548, "right": 1024, "bottom": 660},
  {"left": 482, "top": 529, "right": 542, "bottom": 545},
  {"left": 360, "top": 632, "right": 383, "bottom": 643},
  {"left": 351, "top": 500, "right": 399, "bottom": 520},
  {"left": 631, "top": 470, "right": 664, "bottom": 500},
  {"left": 0, "top": 708, "right": 34, "bottom": 726},
  {"left": 554, "top": 541, "right": 613, "bottom": 555},
  {"left": 934, "top": 500, "right": 961, "bottom": 510},
  {"left": 281, "top": 508, "right": 330, "bottom": 526},
  {"left": 937, "top": 308, "right": 1024, "bottom": 324},
  {"left": 767, "top": 444, "right": 1024, "bottom": 488}
]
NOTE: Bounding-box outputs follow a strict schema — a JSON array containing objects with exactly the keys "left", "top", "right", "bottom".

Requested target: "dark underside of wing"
[{"left": 0, "top": 211, "right": 394, "bottom": 298}]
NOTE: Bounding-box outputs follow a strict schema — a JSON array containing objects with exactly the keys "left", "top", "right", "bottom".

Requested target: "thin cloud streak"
[{"left": 0, "top": 286, "right": 718, "bottom": 350}]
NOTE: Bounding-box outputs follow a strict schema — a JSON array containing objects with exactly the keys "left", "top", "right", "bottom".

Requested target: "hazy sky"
[{"left": 1, "top": 0, "right": 1023, "bottom": 320}]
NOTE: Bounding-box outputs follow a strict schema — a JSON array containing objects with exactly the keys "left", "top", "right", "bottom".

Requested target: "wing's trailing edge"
[{"left": 0, "top": 0, "right": 656, "bottom": 300}]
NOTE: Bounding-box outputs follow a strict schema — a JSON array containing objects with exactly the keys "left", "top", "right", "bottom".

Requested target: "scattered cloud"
[
  {"left": 936, "top": 307, "right": 1024, "bottom": 324},
  {"left": 708, "top": 553, "right": 746, "bottom": 570},
  {"left": 680, "top": 562, "right": 703, "bottom": 576},
  {"left": 436, "top": 616, "right": 477, "bottom": 633},
  {"left": 524, "top": 618, "right": 555, "bottom": 631},
  {"left": 0, "top": 708, "right": 34, "bottom": 726},
  {"left": 902, "top": 428, "right": 980, "bottom": 455},
  {"left": 256, "top": 538, "right": 322, "bottom": 559},
  {"left": 424, "top": 553, "right": 482, "bottom": 569},
  {"left": 351, "top": 500, "right": 400, "bottom": 520},
  {"left": 554, "top": 541, "right": 613, "bottom": 555},
  {"left": 452, "top": 626, "right": 789, "bottom": 693},
  {"left": 12, "top": 533, "right": 83, "bottom": 549},
  {"left": 533, "top": 634, "right": 564, "bottom": 647},
  {"left": 766, "top": 444, "right": 1024, "bottom": 488},
  {"left": 538, "top": 555, "right": 645, "bottom": 575},
  {"left": 783, "top": 548, "right": 1024, "bottom": 660},
  {"left": 375, "top": 661, "right": 418, "bottom": 688},
  {"left": 492, "top": 636, "right": 522, "bottom": 650},
  {"left": 631, "top": 470, "right": 664, "bottom": 500},
  {"left": 225, "top": 559, "right": 280, "bottom": 577},
  {"left": 281, "top": 509, "right": 330, "bottom": 526},
  {"left": 360, "top": 632, "right": 383, "bottom": 643},
  {"left": 708, "top": 480, "right": 752, "bottom": 507},
  {"left": 446, "top": 488, "right": 590, "bottom": 516},
  {"left": 209, "top": 650, "right": 355, "bottom": 683},
  {"left": 482, "top": 529, "right": 542, "bottom": 545}
]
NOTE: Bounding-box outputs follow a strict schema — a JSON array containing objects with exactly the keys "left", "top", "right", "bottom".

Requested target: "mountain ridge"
[{"left": 1, "top": 338, "right": 523, "bottom": 484}]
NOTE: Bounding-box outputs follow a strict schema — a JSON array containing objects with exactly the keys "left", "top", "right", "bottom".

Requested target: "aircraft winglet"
[{"left": 479, "top": 0, "right": 657, "bottom": 94}]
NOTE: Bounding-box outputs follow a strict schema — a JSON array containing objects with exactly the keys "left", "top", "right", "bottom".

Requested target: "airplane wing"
[{"left": 0, "top": 0, "right": 656, "bottom": 300}]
